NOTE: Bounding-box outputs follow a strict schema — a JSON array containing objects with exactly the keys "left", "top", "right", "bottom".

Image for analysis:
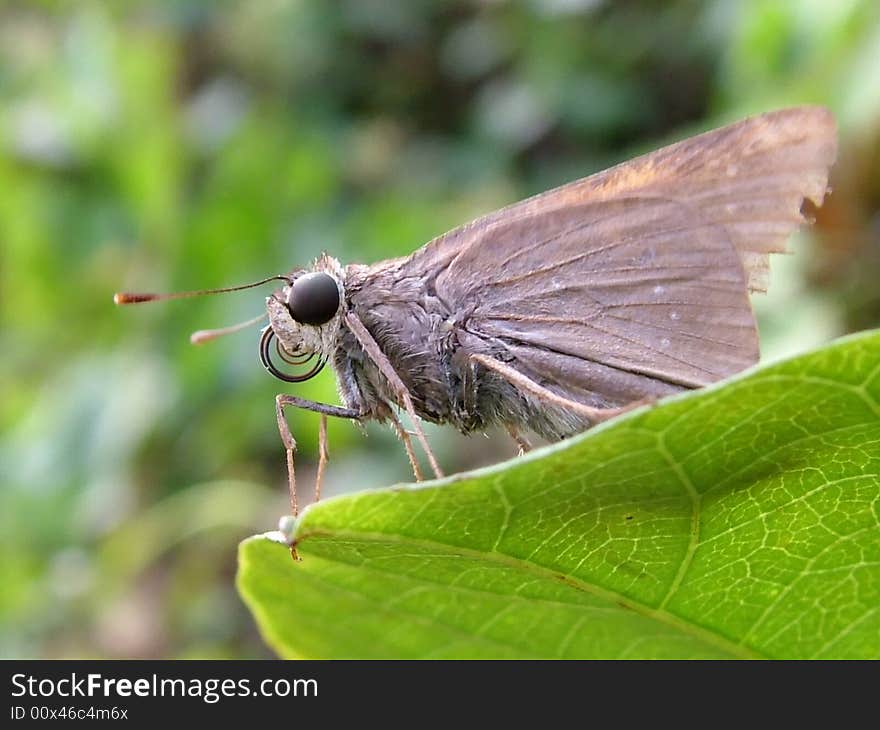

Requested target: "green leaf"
[{"left": 237, "top": 331, "right": 880, "bottom": 659}]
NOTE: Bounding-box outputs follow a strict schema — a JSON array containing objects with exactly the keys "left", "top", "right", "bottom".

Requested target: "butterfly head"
[{"left": 262, "top": 255, "right": 345, "bottom": 383}]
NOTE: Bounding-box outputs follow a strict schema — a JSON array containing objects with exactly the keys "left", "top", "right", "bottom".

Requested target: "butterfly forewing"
[
  {"left": 436, "top": 196, "right": 757, "bottom": 394},
  {"left": 398, "top": 107, "right": 836, "bottom": 407},
  {"left": 409, "top": 106, "right": 836, "bottom": 290}
]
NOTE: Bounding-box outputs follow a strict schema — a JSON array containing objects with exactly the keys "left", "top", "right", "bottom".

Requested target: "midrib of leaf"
[{"left": 295, "top": 528, "right": 764, "bottom": 659}]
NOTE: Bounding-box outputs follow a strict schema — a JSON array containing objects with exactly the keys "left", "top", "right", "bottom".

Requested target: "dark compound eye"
[{"left": 286, "top": 272, "right": 340, "bottom": 326}]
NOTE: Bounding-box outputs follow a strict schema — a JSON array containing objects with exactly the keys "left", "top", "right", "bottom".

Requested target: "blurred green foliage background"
[{"left": 1, "top": 0, "right": 878, "bottom": 658}]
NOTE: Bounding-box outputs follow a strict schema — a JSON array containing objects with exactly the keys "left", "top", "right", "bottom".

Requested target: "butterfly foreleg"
[{"left": 275, "top": 394, "right": 363, "bottom": 516}]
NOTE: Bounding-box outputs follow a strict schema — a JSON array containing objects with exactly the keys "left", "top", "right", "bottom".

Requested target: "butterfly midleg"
[
  {"left": 344, "top": 310, "right": 444, "bottom": 479},
  {"left": 275, "top": 395, "right": 363, "bottom": 516},
  {"left": 505, "top": 424, "right": 532, "bottom": 455},
  {"left": 468, "top": 354, "right": 649, "bottom": 424},
  {"left": 386, "top": 408, "right": 425, "bottom": 481},
  {"left": 315, "top": 414, "right": 329, "bottom": 503}
]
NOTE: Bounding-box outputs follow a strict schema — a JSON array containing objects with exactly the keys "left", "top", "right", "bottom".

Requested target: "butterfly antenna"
[
  {"left": 190, "top": 313, "right": 268, "bottom": 345},
  {"left": 113, "top": 275, "right": 291, "bottom": 305}
]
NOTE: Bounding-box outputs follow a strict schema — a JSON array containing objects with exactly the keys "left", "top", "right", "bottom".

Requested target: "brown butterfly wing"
[
  {"left": 397, "top": 107, "right": 836, "bottom": 406},
  {"left": 438, "top": 196, "right": 757, "bottom": 394},
  {"left": 407, "top": 106, "right": 837, "bottom": 292}
]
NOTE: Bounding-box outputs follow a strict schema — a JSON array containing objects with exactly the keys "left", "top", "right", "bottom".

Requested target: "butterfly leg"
[
  {"left": 344, "top": 311, "right": 444, "bottom": 479},
  {"left": 275, "top": 395, "right": 363, "bottom": 517},
  {"left": 387, "top": 409, "right": 425, "bottom": 481},
  {"left": 469, "top": 354, "right": 650, "bottom": 424},
  {"left": 314, "top": 414, "right": 329, "bottom": 503},
  {"left": 505, "top": 424, "right": 532, "bottom": 455},
  {"left": 274, "top": 396, "right": 300, "bottom": 518}
]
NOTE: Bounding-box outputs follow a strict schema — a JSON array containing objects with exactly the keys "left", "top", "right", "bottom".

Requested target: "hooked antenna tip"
[
  {"left": 189, "top": 312, "right": 268, "bottom": 346},
  {"left": 114, "top": 292, "right": 157, "bottom": 305},
  {"left": 189, "top": 330, "right": 212, "bottom": 346}
]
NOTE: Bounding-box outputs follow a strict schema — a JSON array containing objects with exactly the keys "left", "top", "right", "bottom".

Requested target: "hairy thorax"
[
  {"left": 341, "top": 261, "right": 457, "bottom": 423},
  {"left": 267, "top": 256, "right": 598, "bottom": 440}
]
